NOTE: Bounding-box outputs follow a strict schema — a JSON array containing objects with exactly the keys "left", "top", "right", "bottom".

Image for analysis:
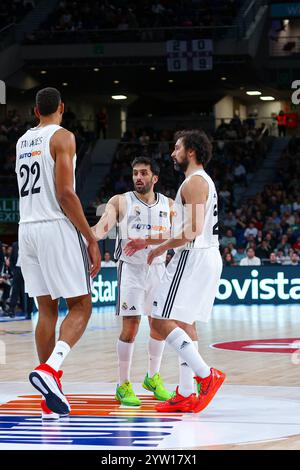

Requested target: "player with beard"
[
  {"left": 125, "top": 130, "right": 225, "bottom": 413},
  {"left": 92, "top": 157, "right": 173, "bottom": 406}
]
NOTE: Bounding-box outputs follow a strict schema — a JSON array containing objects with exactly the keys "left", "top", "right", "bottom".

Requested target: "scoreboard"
[{"left": 166, "top": 39, "right": 213, "bottom": 72}]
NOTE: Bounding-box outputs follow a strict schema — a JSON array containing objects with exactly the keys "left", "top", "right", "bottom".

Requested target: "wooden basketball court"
[{"left": 0, "top": 304, "right": 299, "bottom": 450}]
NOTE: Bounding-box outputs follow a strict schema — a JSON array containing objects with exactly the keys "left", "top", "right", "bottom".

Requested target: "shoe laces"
[
  {"left": 150, "top": 372, "right": 162, "bottom": 386},
  {"left": 121, "top": 381, "right": 133, "bottom": 394}
]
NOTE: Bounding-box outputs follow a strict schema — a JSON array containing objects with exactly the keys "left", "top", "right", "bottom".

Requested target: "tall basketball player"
[
  {"left": 138, "top": 130, "right": 225, "bottom": 413},
  {"left": 92, "top": 157, "right": 172, "bottom": 406},
  {"left": 16, "top": 88, "right": 101, "bottom": 419}
]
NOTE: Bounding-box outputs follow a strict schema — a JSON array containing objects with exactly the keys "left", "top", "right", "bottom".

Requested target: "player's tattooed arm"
[{"left": 92, "top": 194, "right": 126, "bottom": 241}]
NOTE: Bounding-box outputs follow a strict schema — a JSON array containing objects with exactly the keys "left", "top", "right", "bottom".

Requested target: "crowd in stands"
[
  {"left": 0, "top": 110, "right": 30, "bottom": 198},
  {"left": 89, "top": 125, "right": 299, "bottom": 267},
  {"left": 219, "top": 137, "right": 300, "bottom": 266},
  {"left": 26, "top": 0, "right": 242, "bottom": 43},
  {"left": 0, "top": 0, "right": 35, "bottom": 30},
  {"left": 90, "top": 119, "right": 271, "bottom": 213}
]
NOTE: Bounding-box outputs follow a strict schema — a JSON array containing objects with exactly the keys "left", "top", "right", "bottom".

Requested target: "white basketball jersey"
[
  {"left": 115, "top": 191, "right": 171, "bottom": 264},
  {"left": 16, "top": 125, "right": 76, "bottom": 224},
  {"left": 173, "top": 169, "right": 219, "bottom": 251}
]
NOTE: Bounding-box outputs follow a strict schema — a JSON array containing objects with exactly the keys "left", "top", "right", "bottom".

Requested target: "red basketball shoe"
[
  {"left": 193, "top": 368, "right": 226, "bottom": 414},
  {"left": 40, "top": 370, "right": 70, "bottom": 420},
  {"left": 29, "top": 364, "right": 70, "bottom": 415},
  {"left": 155, "top": 387, "right": 197, "bottom": 412}
]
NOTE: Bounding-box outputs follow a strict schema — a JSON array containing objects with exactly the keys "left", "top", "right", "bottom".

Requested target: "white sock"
[
  {"left": 178, "top": 341, "right": 198, "bottom": 397},
  {"left": 117, "top": 339, "right": 135, "bottom": 384},
  {"left": 166, "top": 328, "right": 210, "bottom": 379},
  {"left": 148, "top": 337, "right": 165, "bottom": 377},
  {"left": 46, "top": 341, "right": 71, "bottom": 372}
]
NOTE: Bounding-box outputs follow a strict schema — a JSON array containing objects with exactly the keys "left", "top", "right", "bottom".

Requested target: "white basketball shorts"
[
  {"left": 19, "top": 218, "right": 92, "bottom": 300},
  {"left": 151, "top": 247, "right": 222, "bottom": 324},
  {"left": 116, "top": 261, "right": 165, "bottom": 317}
]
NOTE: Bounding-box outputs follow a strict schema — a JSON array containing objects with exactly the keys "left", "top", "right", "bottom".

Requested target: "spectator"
[
  {"left": 240, "top": 248, "right": 261, "bottom": 266},
  {"left": 280, "top": 198, "right": 292, "bottom": 215},
  {"left": 276, "top": 250, "right": 285, "bottom": 265},
  {"left": 96, "top": 107, "right": 108, "bottom": 139},
  {"left": 223, "top": 211, "right": 237, "bottom": 231},
  {"left": 220, "top": 229, "right": 236, "bottom": 248},
  {"left": 256, "top": 229, "right": 263, "bottom": 245},
  {"left": 227, "top": 243, "right": 237, "bottom": 258},
  {"left": 0, "top": 255, "right": 12, "bottom": 314},
  {"left": 256, "top": 240, "right": 272, "bottom": 260},
  {"left": 277, "top": 234, "right": 291, "bottom": 256},
  {"left": 233, "top": 160, "right": 247, "bottom": 186},
  {"left": 244, "top": 221, "right": 258, "bottom": 240},
  {"left": 292, "top": 196, "right": 300, "bottom": 212},
  {"left": 219, "top": 185, "right": 231, "bottom": 211},
  {"left": 264, "top": 252, "right": 281, "bottom": 266},
  {"left": 292, "top": 236, "right": 300, "bottom": 253},
  {"left": 265, "top": 232, "right": 277, "bottom": 251},
  {"left": 284, "top": 252, "right": 299, "bottom": 266},
  {"left": 139, "top": 131, "right": 150, "bottom": 147},
  {"left": 276, "top": 110, "right": 287, "bottom": 137},
  {"left": 6, "top": 241, "right": 33, "bottom": 319},
  {"left": 101, "top": 251, "right": 116, "bottom": 268},
  {"left": 223, "top": 253, "right": 236, "bottom": 267},
  {"left": 233, "top": 245, "right": 245, "bottom": 264}
]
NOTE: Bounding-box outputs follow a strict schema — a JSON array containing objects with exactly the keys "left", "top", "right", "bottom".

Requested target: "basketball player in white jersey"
[
  {"left": 127, "top": 130, "right": 225, "bottom": 413},
  {"left": 16, "top": 88, "right": 101, "bottom": 419},
  {"left": 92, "top": 157, "right": 172, "bottom": 406}
]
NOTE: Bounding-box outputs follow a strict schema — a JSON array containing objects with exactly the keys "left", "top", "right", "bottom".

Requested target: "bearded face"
[{"left": 171, "top": 138, "right": 189, "bottom": 172}]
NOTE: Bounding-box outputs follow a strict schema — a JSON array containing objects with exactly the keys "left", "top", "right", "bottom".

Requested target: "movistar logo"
[
  {"left": 91, "top": 275, "right": 118, "bottom": 303},
  {"left": 217, "top": 270, "right": 300, "bottom": 301}
]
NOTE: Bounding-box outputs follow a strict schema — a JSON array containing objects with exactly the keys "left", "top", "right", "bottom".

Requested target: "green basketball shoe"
[
  {"left": 115, "top": 381, "right": 141, "bottom": 406},
  {"left": 143, "top": 373, "right": 173, "bottom": 401}
]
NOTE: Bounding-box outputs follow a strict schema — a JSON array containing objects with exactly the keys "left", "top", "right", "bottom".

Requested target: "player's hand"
[
  {"left": 124, "top": 238, "right": 147, "bottom": 256},
  {"left": 87, "top": 240, "right": 101, "bottom": 278},
  {"left": 147, "top": 246, "right": 166, "bottom": 265}
]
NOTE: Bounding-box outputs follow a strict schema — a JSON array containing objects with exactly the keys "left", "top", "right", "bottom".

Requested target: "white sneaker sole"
[{"left": 29, "top": 370, "right": 70, "bottom": 415}]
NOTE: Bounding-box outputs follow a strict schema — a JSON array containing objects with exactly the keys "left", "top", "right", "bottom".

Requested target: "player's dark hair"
[
  {"left": 174, "top": 129, "right": 212, "bottom": 167},
  {"left": 131, "top": 156, "right": 160, "bottom": 176},
  {"left": 36, "top": 87, "right": 62, "bottom": 116}
]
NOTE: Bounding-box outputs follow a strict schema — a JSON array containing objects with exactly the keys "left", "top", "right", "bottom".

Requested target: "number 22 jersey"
[{"left": 16, "top": 125, "right": 76, "bottom": 224}]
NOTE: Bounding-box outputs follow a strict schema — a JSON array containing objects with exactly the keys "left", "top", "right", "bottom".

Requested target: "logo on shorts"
[
  {"left": 153, "top": 301, "right": 158, "bottom": 307},
  {"left": 180, "top": 341, "right": 190, "bottom": 350},
  {"left": 159, "top": 211, "right": 168, "bottom": 218},
  {"left": 129, "top": 306, "right": 136, "bottom": 311},
  {"left": 122, "top": 302, "right": 128, "bottom": 310}
]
